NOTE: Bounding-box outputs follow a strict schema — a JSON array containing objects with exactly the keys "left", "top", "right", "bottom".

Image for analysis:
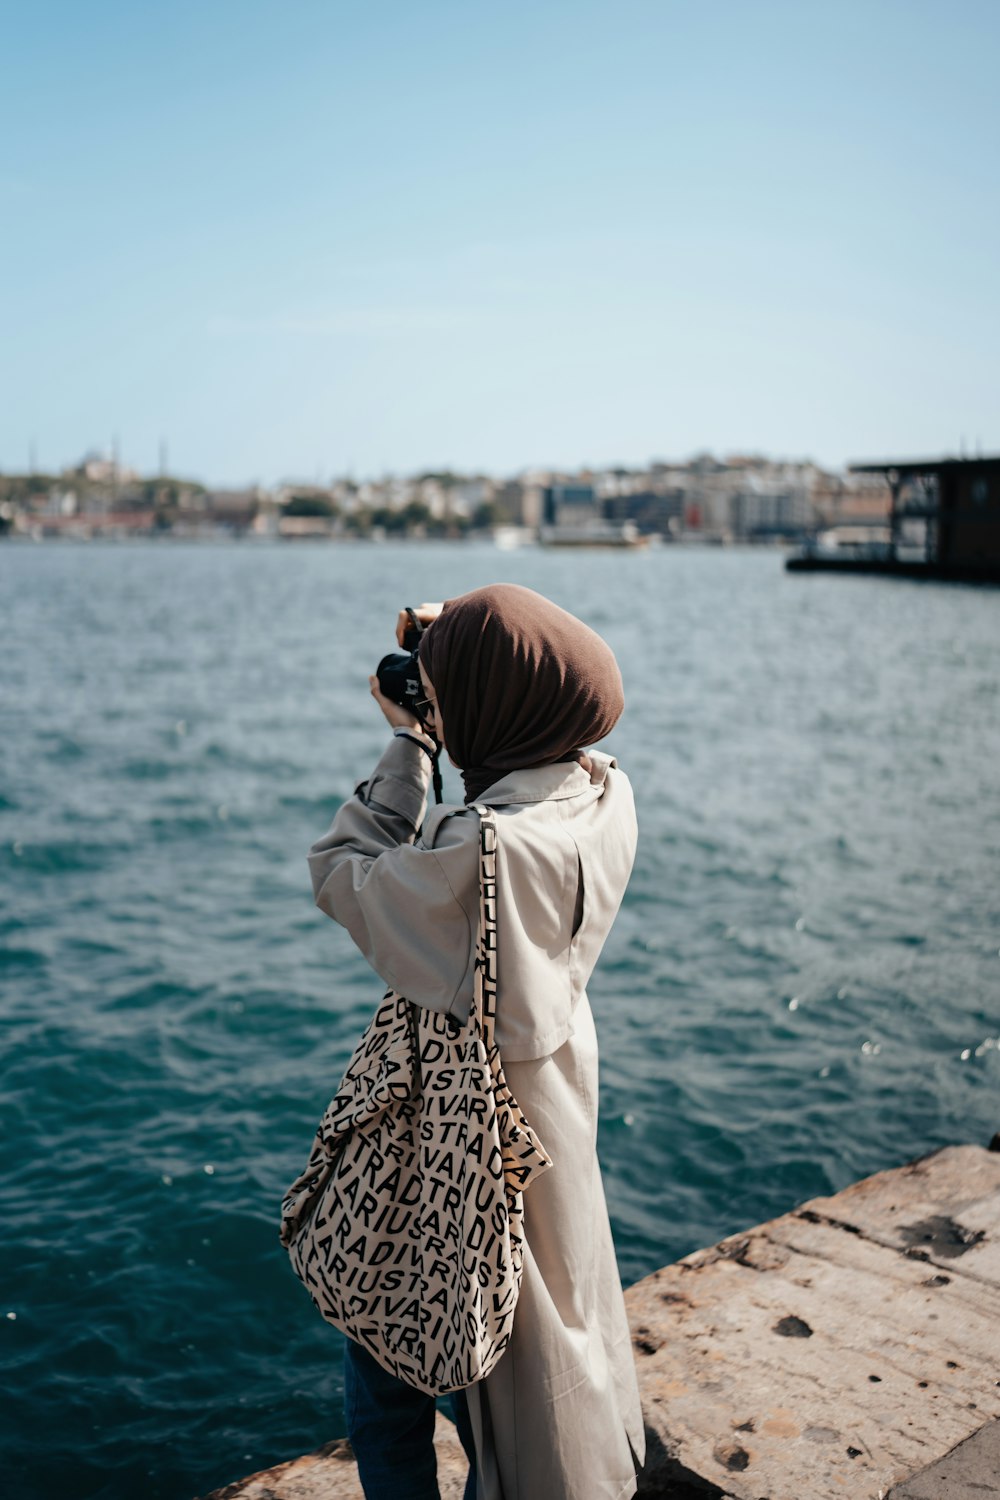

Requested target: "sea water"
[{"left": 1, "top": 541, "right": 998, "bottom": 1499}]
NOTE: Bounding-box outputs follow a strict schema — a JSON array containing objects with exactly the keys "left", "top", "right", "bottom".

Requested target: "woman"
[{"left": 307, "top": 583, "right": 645, "bottom": 1500}]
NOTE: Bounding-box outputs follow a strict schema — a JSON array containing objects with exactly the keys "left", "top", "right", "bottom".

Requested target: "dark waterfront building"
[
  {"left": 602, "top": 489, "right": 684, "bottom": 534},
  {"left": 787, "top": 455, "right": 1000, "bottom": 583},
  {"left": 542, "top": 483, "right": 598, "bottom": 527}
]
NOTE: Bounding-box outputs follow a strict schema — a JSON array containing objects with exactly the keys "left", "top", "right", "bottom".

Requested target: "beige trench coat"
[{"left": 307, "top": 730, "right": 645, "bottom": 1500}]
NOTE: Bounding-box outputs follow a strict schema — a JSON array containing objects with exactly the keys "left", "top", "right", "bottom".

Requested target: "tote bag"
[{"left": 279, "top": 806, "right": 552, "bottom": 1395}]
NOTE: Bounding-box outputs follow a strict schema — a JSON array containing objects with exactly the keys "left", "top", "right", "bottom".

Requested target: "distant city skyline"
[
  {"left": 3, "top": 1, "right": 998, "bottom": 487},
  {"left": 17, "top": 439, "right": 982, "bottom": 491}
]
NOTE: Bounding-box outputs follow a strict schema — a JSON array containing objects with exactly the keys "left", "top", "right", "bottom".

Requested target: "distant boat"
[
  {"left": 491, "top": 525, "right": 536, "bottom": 550},
  {"left": 538, "top": 521, "right": 648, "bottom": 550},
  {"left": 786, "top": 455, "right": 1000, "bottom": 584}
]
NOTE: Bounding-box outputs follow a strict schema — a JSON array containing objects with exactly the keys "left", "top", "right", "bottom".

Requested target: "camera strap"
[
  {"left": 403, "top": 606, "right": 423, "bottom": 645},
  {"left": 396, "top": 728, "right": 444, "bottom": 804}
]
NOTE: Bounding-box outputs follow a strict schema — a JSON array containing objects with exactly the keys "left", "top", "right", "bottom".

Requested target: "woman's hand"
[
  {"left": 369, "top": 675, "right": 421, "bottom": 731},
  {"left": 395, "top": 602, "right": 444, "bottom": 647}
]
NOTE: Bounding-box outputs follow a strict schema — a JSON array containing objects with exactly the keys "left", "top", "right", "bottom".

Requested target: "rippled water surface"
[{"left": 2, "top": 541, "right": 999, "bottom": 1499}]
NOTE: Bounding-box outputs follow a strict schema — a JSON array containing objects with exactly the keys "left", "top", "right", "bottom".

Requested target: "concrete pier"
[{"left": 198, "top": 1143, "right": 1000, "bottom": 1500}]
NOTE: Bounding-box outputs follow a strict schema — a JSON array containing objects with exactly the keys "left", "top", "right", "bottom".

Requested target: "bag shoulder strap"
[{"left": 469, "top": 804, "right": 498, "bottom": 1049}]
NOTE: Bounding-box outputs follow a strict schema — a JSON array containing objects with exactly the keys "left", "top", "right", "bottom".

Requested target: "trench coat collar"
[{"left": 473, "top": 750, "right": 616, "bottom": 807}]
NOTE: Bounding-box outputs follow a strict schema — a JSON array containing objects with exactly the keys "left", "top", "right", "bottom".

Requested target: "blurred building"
[
  {"left": 602, "top": 489, "right": 684, "bottom": 534},
  {"left": 486, "top": 479, "right": 527, "bottom": 525},
  {"left": 730, "top": 470, "right": 815, "bottom": 539},
  {"left": 810, "top": 469, "right": 892, "bottom": 529},
  {"left": 542, "top": 482, "right": 599, "bottom": 527},
  {"left": 204, "top": 488, "right": 260, "bottom": 529}
]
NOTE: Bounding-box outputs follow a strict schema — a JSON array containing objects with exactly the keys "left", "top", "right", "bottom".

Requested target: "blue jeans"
[{"left": 343, "top": 1338, "right": 477, "bottom": 1500}]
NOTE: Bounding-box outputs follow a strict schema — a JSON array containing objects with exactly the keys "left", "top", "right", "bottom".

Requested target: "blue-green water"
[{"left": 2, "top": 541, "right": 998, "bottom": 1500}]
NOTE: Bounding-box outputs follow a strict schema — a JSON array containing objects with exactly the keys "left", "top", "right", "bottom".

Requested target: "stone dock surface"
[{"left": 199, "top": 1143, "right": 1000, "bottom": 1500}]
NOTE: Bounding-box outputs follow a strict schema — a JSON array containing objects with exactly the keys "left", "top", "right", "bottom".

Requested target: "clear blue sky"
[{"left": 2, "top": 0, "right": 998, "bottom": 485}]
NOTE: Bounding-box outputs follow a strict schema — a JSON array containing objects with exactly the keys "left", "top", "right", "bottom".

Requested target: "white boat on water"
[{"left": 491, "top": 525, "right": 537, "bottom": 550}]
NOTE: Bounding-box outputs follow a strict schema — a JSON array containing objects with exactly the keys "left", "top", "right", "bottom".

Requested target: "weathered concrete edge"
[
  {"left": 885, "top": 1418, "right": 1000, "bottom": 1499},
  {"left": 628, "top": 1139, "right": 1000, "bottom": 1499}
]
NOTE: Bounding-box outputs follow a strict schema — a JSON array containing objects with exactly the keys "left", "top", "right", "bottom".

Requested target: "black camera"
[
  {"left": 377, "top": 607, "right": 443, "bottom": 802},
  {"left": 376, "top": 608, "right": 426, "bottom": 721}
]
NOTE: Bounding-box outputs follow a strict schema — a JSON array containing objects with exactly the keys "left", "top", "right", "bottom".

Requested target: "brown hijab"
[{"left": 419, "top": 583, "right": 625, "bottom": 804}]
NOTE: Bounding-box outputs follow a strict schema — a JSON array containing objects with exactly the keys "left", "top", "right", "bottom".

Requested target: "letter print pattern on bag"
[{"left": 280, "top": 808, "right": 552, "bottom": 1395}]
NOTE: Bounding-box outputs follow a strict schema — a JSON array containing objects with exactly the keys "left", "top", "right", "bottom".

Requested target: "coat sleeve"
[{"left": 306, "top": 732, "right": 478, "bottom": 1018}]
